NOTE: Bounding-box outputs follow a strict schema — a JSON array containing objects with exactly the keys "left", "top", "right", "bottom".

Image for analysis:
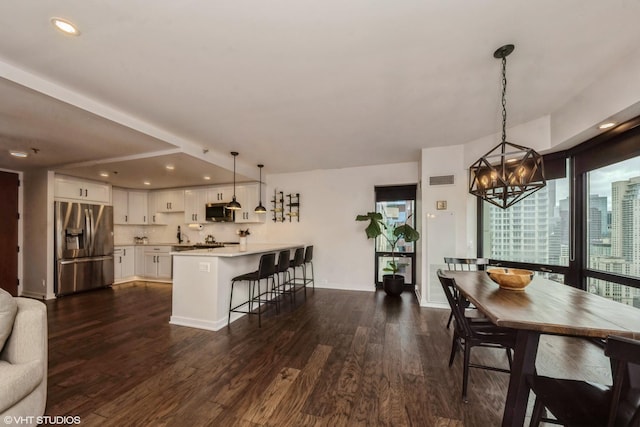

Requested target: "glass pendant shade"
[
  {"left": 255, "top": 164, "right": 267, "bottom": 213},
  {"left": 468, "top": 44, "right": 545, "bottom": 209},
  {"left": 227, "top": 152, "right": 241, "bottom": 210}
]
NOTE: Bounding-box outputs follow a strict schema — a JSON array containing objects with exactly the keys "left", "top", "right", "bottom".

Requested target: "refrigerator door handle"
[
  {"left": 84, "top": 208, "right": 91, "bottom": 253},
  {"left": 60, "top": 255, "right": 114, "bottom": 264},
  {"left": 88, "top": 208, "right": 96, "bottom": 256}
]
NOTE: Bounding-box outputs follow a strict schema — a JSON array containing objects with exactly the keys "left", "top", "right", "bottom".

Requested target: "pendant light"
[
  {"left": 255, "top": 164, "right": 267, "bottom": 213},
  {"left": 468, "top": 44, "right": 546, "bottom": 209},
  {"left": 227, "top": 151, "right": 241, "bottom": 210}
]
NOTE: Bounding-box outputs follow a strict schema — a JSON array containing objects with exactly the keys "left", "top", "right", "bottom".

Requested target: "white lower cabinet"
[
  {"left": 114, "top": 246, "right": 135, "bottom": 282},
  {"left": 115, "top": 245, "right": 172, "bottom": 282},
  {"left": 144, "top": 246, "right": 172, "bottom": 280}
]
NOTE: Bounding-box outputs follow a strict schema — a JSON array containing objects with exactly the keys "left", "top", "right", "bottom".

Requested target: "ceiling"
[{"left": 1, "top": 1, "right": 640, "bottom": 188}]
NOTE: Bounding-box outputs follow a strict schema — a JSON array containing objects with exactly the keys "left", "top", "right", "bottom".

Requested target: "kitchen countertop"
[
  {"left": 115, "top": 242, "right": 238, "bottom": 247},
  {"left": 171, "top": 243, "right": 302, "bottom": 258}
]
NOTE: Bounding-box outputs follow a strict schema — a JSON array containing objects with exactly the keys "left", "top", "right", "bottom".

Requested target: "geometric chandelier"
[{"left": 469, "top": 44, "right": 546, "bottom": 209}]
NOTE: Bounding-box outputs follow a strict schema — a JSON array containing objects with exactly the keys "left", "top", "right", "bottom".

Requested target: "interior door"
[{"left": 0, "top": 171, "right": 19, "bottom": 296}]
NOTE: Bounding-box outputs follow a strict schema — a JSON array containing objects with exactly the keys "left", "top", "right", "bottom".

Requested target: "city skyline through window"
[{"left": 587, "top": 156, "right": 640, "bottom": 306}]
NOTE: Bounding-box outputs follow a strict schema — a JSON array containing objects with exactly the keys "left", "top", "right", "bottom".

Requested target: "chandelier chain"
[{"left": 501, "top": 55, "right": 508, "bottom": 143}]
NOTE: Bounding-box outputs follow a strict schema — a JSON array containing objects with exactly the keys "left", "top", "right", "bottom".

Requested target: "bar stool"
[
  {"left": 275, "top": 249, "right": 293, "bottom": 303},
  {"left": 302, "top": 245, "right": 314, "bottom": 290},
  {"left": 288, "top": 247, "right": 306, "bottom": 302},
  {"left": 228, "top": 252, "right": 278, "bottom": 327}
]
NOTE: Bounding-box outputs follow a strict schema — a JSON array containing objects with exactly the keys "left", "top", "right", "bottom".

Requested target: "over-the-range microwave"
[{"left": 205, "top": 203, "right": 234, "bottom": 222}]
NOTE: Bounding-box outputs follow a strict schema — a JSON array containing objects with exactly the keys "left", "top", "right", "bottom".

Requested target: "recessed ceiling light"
[
  {"left": 598, "top": 122, "right": 616, "bottom": 130},
  {"left": 203, "top": 176, "right": 211, "bottom": 180},
  {"left": 9, "top": 150, "right": 28, "bottom": 158},
  {"left": 99, "top": 172, "right": 109, "bottom": 177},
  {"left": 143, "top": 181, "right": 151, "bottom": 186},
  {"left": 51, "top": 17, "right": 80, "bottom": 35},
  {"left": 165, "top": 165, "right": 175, "bottom": 170}
]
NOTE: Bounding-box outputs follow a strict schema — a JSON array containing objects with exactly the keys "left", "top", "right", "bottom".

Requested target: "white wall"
[
  {"left": 551, "top": 46, "right": 640, "bottom": 149},
  {"left": 265, "top": 162, "right": 419, "bottom": 292},
  {"left": 22, "top": 169, "right": 55, "bottom": 299},
  {"left": 420, "top": 145, "right": 475, "bottom": 307}
]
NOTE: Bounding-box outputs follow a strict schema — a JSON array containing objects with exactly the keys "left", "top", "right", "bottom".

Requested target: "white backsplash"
[{"left": 114, "top": 211, "right": 267, "bottom": 245}]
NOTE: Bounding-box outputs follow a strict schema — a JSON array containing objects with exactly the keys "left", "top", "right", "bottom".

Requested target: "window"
[
  {"left": 479, "top": 116, "right": 640, "bottom": 305},
  {"left": 587, "top": 157, "right": 640, "bottom": 280},
  {"left": 481, "top": 174, "right": 569, "bottom": 279}
]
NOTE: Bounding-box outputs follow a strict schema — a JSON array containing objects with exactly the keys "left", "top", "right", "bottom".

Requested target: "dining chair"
[
  {"left": 528, "top": 335, "right": 640, "bottom": 427},
  {"left": 437, "top": 269, "right": 516, "bottom": 403},
  {"left": 443, "top": 257, "right": 490, "bottom": 329}
]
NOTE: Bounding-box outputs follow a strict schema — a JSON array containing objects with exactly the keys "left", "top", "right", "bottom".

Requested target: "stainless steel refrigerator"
[{"left": 54, "top": 201, "right": 114, "bottom": 296}]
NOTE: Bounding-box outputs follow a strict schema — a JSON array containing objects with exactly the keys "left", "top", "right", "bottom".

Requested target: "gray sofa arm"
[{"left": 1, "top": 298, "right": 47, "bottom": 368}]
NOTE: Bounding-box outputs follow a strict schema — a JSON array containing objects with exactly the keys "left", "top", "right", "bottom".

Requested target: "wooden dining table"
[{"left": 444, "top": 270, "right": 640, "bottom": 427}]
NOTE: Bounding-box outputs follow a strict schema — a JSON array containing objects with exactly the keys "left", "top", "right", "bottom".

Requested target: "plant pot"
[{"left": 383, "top": 274, "right": 404, "bottom": 296}]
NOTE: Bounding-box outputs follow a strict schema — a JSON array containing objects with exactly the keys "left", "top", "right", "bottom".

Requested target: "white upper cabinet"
[
  {"left": 154, "top": 190, "right": 185, "bottom": 212},
  {"left": 235, "top": 183, "right": 266, "bottom": 224},
  {"left": 184, "top": 188, "right": 208, "bottom": 224},
  {"left": 209, "top": 186, "right": 232, "bottom": 203},
  {"left": 112, "top": 188, "right": 129, "bottom": 224},
  {"left": 55, "top": 175, "right": 111, "bottom": 204},
  {"left": 147, "top": 192, "right": 165, "bottom": 225},
  {"left": 127, "top": 191, "right": 148, "bottom": 224},
  {"left": 113, "top": 188, "right": 148, "bottom": 225}
]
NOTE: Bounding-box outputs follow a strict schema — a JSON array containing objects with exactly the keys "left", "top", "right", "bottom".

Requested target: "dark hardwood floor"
[{"left": 43, "top": 282, "right": 611, "bottom": 426}]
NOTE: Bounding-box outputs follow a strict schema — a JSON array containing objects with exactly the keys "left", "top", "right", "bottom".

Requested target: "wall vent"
[{"left": 429, "top": 175, "right": 455, "bottom": 186}]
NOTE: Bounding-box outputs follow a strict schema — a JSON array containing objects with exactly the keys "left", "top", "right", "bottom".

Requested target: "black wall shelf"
[
  {"left": 286, "top": 193, "right": 300, "bottom": 222},
  {"left": 271, "top": 190, "right": 284, "bottom": 222}
]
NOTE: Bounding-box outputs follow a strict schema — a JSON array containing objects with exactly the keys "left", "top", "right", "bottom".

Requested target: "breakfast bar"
[{"left": 170, "top": 243, "right": 303, "bottom": 331}]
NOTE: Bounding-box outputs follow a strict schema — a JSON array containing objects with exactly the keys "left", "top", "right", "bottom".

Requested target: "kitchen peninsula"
[{"left": 170, "top": 243, "right": 303, "bottom": 331}]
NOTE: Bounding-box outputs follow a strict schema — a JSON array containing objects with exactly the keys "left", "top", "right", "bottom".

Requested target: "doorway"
[
  {"left": 374, "top": 185, "right": 417, "bottom": 288},
  {"left": 0, "top": 171, "right": 19, "bottom": 296}
]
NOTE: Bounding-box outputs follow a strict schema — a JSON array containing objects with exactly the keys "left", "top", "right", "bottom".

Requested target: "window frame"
[{"left": 478, "top": 116, "right": 640, "bottom": 293}]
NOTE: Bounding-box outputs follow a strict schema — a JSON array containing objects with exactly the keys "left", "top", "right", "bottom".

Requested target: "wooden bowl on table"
[{"left": 487, "top": 268, "right": 534, "bottom": 291}]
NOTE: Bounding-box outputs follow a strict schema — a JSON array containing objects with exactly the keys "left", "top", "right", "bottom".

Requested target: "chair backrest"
[
  {"left": 258, "top": 252, "right": 277, "bottom": 279},
  {"left": 304, "top": 245, "right": 313, "bottom": 263},
  {"left": 444, "top": 257, "right": 490, "bottom": 271},
  {"left": 604, "top": 335, "right": 640, "bottom": 427},
  {"left": 277, "top": 250, "right": 291, "bottom": 273},
  {"left": 436, "top": 269, "right": 474, "bottom": 338},
  {"left": 291, "top": 247, "right": 304, "bottom": 267}
]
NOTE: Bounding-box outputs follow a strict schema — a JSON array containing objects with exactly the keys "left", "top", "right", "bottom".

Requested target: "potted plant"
[{"left": 355, "top": 211, "right": 420, "bottom": 296}]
